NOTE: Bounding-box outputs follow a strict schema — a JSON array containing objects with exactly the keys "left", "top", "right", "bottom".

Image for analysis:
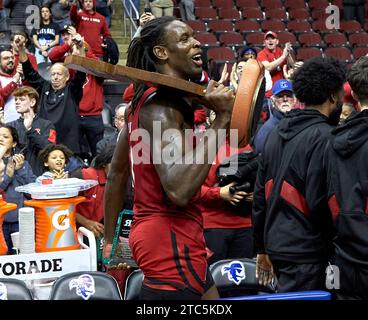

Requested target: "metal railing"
[{"left": 121, "top": 0, "right": 139, "bottom": 39}]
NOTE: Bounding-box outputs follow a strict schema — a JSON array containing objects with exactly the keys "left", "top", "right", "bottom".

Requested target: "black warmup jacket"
[
  {"left": 7, "top": 115, "right": 56, "bottom": 176},
  {"left": 325, "top": 109, "right": 368, "bottom": 266},
  {"left": 22, "top": 59, "right": 86, "bottom": 154},
  {"left": 252, "top": 109, "right": 335, "bottom": 263}
]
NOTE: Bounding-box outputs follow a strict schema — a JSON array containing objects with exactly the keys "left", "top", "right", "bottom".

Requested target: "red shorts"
[{"left": 130, "top": 215, "right": 208, "bottom": 295}]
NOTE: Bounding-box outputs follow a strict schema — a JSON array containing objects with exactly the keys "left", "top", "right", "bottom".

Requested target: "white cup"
[{"left": 10, "top": 232, "right": 19, "bottom": 249}]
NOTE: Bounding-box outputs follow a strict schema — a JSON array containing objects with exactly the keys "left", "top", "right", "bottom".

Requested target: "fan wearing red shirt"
[{"left": 257, "top": 31, "right": 294, "bottom": 97}]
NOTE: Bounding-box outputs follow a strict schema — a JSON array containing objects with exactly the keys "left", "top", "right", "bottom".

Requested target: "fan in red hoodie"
[
  {"left": 49, "top": 25, "right": 105, "bottom": 157},
  {"left": 70, "top": 0, "right": 112, "bottom": 59}
]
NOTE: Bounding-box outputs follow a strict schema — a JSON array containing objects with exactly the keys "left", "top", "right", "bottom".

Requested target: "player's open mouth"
[{"left": 192, "top": 54, "right": 203, "bottom": 67}]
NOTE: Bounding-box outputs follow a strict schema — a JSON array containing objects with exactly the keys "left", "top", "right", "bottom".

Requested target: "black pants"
[
  {"left": 79, "top": 115, "right": 104, "bottom": 158},
  {"left": 204, "top": 227, "right": 254, "bottom": 266},
  {"left": 271, "top": 260, "right": 327, "bottom": 293},
  {"left": 334, "top": 255, "right": 368, "bottom": 300}
]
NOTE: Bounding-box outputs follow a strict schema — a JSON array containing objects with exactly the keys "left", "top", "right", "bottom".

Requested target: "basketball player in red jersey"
[{"left": 102, "top": 16, "right": 235, "bottom": 300}]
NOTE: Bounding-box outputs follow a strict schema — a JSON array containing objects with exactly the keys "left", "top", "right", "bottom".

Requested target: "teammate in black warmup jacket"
[
  {"left": 325, "top": 56, "right": 368, "bottom": 299},
  {"left": 252, "top": 57, "right": 346, "bottom": 292}
]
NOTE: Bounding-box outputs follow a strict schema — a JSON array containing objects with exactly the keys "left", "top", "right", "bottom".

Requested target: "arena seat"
[
  {"left": 308, "top": 0, "right": 329, "bottom": 10},
  {"left": 312, "top": 19, "right": 337, "bottom": 34},
  {"left": 207, "top": 47, "right": 236, "bottom": 62},
  {"left": 194, "top": 0, "right": 212, "bottom": 7},
  {"left": 241, "top": 8, "right": 265, "bottom": 21},
  {"left": 219, "top": 32, "right": 245, "bottom": 49},
  {"left": 277, "top": 31, "right": 298, "bottom": 46},
  {"left": 352, "top": 47, "right": 368, "bottom": 59},
  {"left": 48, "top": 271, "right": 122, "bottom": 300},
  {"left": 207, "top": 20, "right": 234, "bottom": 35},
  {"left": 286, "top": 20, "right": 312, "bottom": 34},
  {"left": 311, "top": 8, "right": 329, "bottom": 21},
  {"left": 296, "top": 47, "right": 322, "bottom": 60},
  {"left": 339, "top": 20, "right": 362, "bottom": 34},
  {"left": 261, "top": 20, "right": 286, "bottom": 33},
  {"left": 260, "top": 0, "right": 283, "bottom": 10},
  {"left": 284, "top": 0, "right": 307, "bottom": 9},
  {"left": 288, "top": 8, "right": 311, "bottom": 21},
  {"left": 212, "top": 0, "right": 235, "bottom": 9},
  {"left": 236, "top": 0, "right": 259, "bottom": 8},
  {"left": 324, "top": 47, "right": 352, "bottom": 62},
  {"left": 195, "top": 32, "right": 219, "bottom": 47},
  {"left": 218, "top": 8, "right": 241, "bottom": 21},
  {"left": 245, "top": 32, "right": 266, "bottom": 46},
  {"left": 186, "top": 20, "right": 207, "bottom": 33},
  {"left": 264, "top": 8, "right": 288, "bottom": 21},
  {"left": 234, "top": 20, "right": 261, "bottom": 34},
  {"left": 349, "top": 32, "right": 368, "bottom": 47},
  {"left": 195, "top": 7, "right": 217, "bottom": 21},
  {"left": 0, "top": 278, "right": 33, "bottom": 300},
  {"left": 324, "top": 32, "right": 348, "bottom": 47},
  {"left": 209, "top": 258, "right": 276, "bottom": 298},
  {"left": 124, "top": 269, "right": 144, "bottom": 300},
  {"left": 298, "top": 31, "right": 324, "bottom": 48}
]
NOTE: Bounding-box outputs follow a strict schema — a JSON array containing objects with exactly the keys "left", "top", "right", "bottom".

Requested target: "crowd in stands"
[{"left": 0, "top": 0, "right": 367, "bottom": 300}]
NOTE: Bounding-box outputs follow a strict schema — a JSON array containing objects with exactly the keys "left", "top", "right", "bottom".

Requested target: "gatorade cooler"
[
  {"left": 0, "top": 195, "right": 17, "bottom": 255},
  {"left": 16, "top": 178, "right": 98, "bottom": 253},
  {"left": 24, "top": 196, "right": 85, "bottom": 252}
]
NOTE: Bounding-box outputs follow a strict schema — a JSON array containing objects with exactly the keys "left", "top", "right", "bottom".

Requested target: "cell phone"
[{"left": 144, "top": 7, "right": 152, "bottom": 13}]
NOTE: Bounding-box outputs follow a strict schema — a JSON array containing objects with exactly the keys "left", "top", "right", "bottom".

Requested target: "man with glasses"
[
  {"left": 96, "top": 103, "right": 128, "bottom": 154},
  {"left": 253, "top": 79, "right": 296, "bottom": 155}
]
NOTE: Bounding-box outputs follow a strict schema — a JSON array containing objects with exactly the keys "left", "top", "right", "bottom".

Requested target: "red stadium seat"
[
  {"left": 296, "top": 47, "right": 322, "bottom": 60},
  {"left": 260, "top": 0, "right": 283, "bottom": 9},
  {"left": 287, "top": 20, "right": 312, "bottom": 33},
  {"left": 339, "top": 20, "right": 362, "bottom": 34},
  {"left": 194, "top": 0, "right": 212, "bottom": 7},
  {"left": 186, "top": 20, "right": 207, "bottom": 32},
  {"left": 311, "top": 9, "right": 329, "bottom": 21},
  {"left": 308, "top": 0, "right": 329, "bottom": 10},
  {"left": 324, "top": 32, "right": 348, "bottom": 47},
  {"left": 261, "top": 20, "right": 286, "bottom": 33},
  {"left": 234, "top": 19, "right": 261, "bottom": 34},
  {"left": 241, "top": 8, "right": 264, "bottom": 21},
  {"left": 264, "top": 8, "right": 288, "bottom": 21},
  {"left": 207, "top": 47, "right": 236, "bottom": 62},
  {"left": 353, "top": 47, "right": 368, "bottom": 59},
  {"left": 195, "top": 32, "right": 219, "bottom": 46},
  {"left": 284, "top": 0, "right": 306, "bottom": 9},
  {"left": 212, "top": 0, "right": 235, "bottom": 9},
  {"left": 311, "top": 19, "right": 337, "bottom": 34},
  {"left": 288, "top": 8, "right": 311, "bottom": 20},
  {"left": 207, "top": 20, "right": 234, "bottom": 34},
  {"left": 236, "top": 0, "right": 259, "bottom": 8},
  {"left": 324, "top": 47, "right": 352, "bottom": 61},
  {"left": 219, "top": 31, "right": 245, "bottom": 48},
  {"left": 218, "top": 8, "right": 241, "bottom": 21},
  {"left": 298, "top": 32, "right": 324, "bottom": 47},
  {"left": 195, "top": 7, "right": 217, "bottom": 20},
  {"left": 349, "top": 32, "right": 368, "bottom": 47},
  {"left": 277, "top": 31, "right": 297, "bottom": 46},
  {"left": 245, "top": 32, "right": 266, "bottom": 46}
]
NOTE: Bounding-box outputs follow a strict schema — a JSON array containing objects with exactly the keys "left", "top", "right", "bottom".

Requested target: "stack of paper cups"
[{"left": 18, "top": 207, "right": 35, "bottom": 254}]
